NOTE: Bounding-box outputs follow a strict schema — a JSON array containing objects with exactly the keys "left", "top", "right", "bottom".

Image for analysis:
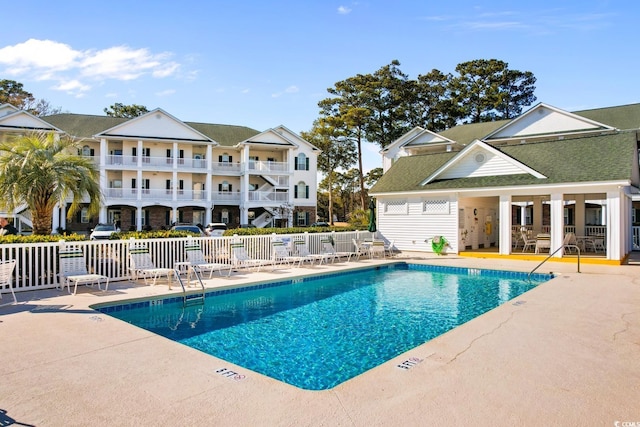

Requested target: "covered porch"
[{"left": 458, "top": 188, "right": 633, "bottom": 263}]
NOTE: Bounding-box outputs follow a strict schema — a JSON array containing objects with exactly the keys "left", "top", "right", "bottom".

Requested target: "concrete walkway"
[{"left": 1, "top": 254, "right": 639, "bottom": 426}]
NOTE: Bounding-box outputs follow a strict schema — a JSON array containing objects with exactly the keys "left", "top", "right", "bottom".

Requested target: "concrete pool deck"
[{"left": 1, "top": 253, "right": 639, "bottom": 426}]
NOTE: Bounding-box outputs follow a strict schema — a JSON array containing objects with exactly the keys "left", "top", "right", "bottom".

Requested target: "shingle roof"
[
  {"left": 572, "top": 103, "right": 640, "bottom": 131},
  {"left": 370, "top": 131, "right": 637, "bottom": 193},
  {"left": 42, "top": 114, "right": 261, "bottom": 146}
]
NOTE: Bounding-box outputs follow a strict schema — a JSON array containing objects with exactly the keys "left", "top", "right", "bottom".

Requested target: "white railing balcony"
[
  {"left": 212, "top": 162, "right": 242, "bottom": 174},
  {"left": 212, "top": 191, "right": 241, "bottom": 203},
  {"left": 106, "top": 155, "right": 207, "bottom": 169},
  {"left": 106, "top": 155, "right": 138, "bottom": 167},
  {"left": 247, "top": 161, "right": 289, "bottom": 173},
  {"left": 273, "top": 176, "right": 289, "bottom": 187},
  {"left": 247, "top": 191, "right": 289, "bottom": 202}
]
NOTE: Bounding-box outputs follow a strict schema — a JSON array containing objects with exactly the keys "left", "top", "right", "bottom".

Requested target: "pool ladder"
[{"left": 174, "top": 265, "right": 206, "bottom": 306}]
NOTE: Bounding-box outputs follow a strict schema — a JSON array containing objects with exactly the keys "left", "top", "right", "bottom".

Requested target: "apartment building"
[{"left": 0, "top": 104, "right": 319, "bottom": 233}]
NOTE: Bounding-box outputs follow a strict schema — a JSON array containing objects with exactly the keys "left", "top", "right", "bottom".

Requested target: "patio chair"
[
  {"left": 352, "top": 239, "right": 371, "bottom": 261},
  {"left": 0, "top": 259, "right": 17, "bottom": 306},
  {"left": 185, "top": 241, "right": 232, "bottom": 278},
  {"left": 520, "top": 229, "right": 536, "bottom": 253},
  {"left": 562, "top": 232, "right": 579, "bottom": 254},
  {"left": 271, "top": 240, "right": 306, "bottom": 268},
  {"left": 320, "top": 238, "right": 353, "bottom": 263},
  {"left": 230, "top": 242, "right": 269, "bottom": 271},
  {"left": 384, "top": 240, "right": 397, "bottom": 258},
  {"left": 128, "top": 244, "right": 175, "bottom": 289},
  {"left": 292, "top": 240, "right": 327, "bottom": 265},
  {"left": 59, "top": 247, "right": 109, "bottom": 295}
]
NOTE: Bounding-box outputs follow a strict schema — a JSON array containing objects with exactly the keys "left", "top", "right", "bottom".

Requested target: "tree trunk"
[{"left": 32, "top": 205, "right": 54, "bottom": 235}]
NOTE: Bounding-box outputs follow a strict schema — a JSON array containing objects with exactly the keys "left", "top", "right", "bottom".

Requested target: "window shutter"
[
  {"left": 132, "top": 147, "right": 137, "bottom": 156},
  {"left": 218, "top": 155, "right": 223, "bottom": 162},
  {"left": 166, "top": 149, "right": 171, "bottom": 158},
  {"left": 305, "top": 212, "right": 310, "bottom": 225},
  {"left": 305, "top": 158, "right": 309, "bottom": 170},
  {"left": 294, "top": 186, "right": 298, "bottom": 198},
  {"left": 218, "top": 184, "right": 222, "bottom": 191},
  {"left": 229, "top": 184, "right": 232, "bottom": 191},
  {"left": 305, "top": 186, "right": 309, "bottom": 198},
  {"left": 179, "top": 180, "right": 184, "bottom": 190},
  {"left": 132, "top": 178, "right": 136, "bottom": 188},
  {"left": 294, "top": 161, "right": 298, "bottom": 171},
  {"left": 228, "top": 156, "right": 233, "bottom": 163},
  {"left": 90, "top": 149, "right": 95, "bottom": 156},
  {"left": 166, "top": 180, "right": 171, "bottom": 190}
]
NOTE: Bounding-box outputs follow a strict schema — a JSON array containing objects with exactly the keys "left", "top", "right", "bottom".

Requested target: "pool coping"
[{"left": 1, "top": 254, "right": 639, "bottom": 425}]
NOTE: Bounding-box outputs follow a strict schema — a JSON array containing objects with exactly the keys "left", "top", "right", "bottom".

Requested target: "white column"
[
  {"left": 499, "top": 195, "right": 512, "bottom": 255},
  {"left": 550, "top": 193, "right": 564, "bottom": 257},
  {"left": 52, "top": 204, "right": 60, "bottom": 234},
  {"left": 137, "top": 207, "right": 143, "bottom": 231},
  {"left": 606, "top": 190, "right": 621, "bottom": 260}
]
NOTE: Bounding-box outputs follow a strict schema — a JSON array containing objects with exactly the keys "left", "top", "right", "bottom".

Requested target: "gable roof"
[
  {"left": 370, "top": 131, "right": 637, "bottom": 194},
  {"left": 0, "top": 106, "right": 61, "bottom": 133},
  {"left": 42, "top": 113, "right": 261, "bottom": 146},
  {"left": 420, "top": 140, "right": 545, "bottom": 185},
  {"left": 484, "top": 103, "right": 613, "bottom": 141}
]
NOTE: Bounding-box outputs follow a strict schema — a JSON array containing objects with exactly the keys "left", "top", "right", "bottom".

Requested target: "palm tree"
[{"left": 0, "top": 131, "right": 102, "bottom": 235}]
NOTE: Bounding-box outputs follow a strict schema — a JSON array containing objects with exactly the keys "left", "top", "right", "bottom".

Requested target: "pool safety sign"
[{"left": 396, "top": 357, "right": 423, "bottom": 370}]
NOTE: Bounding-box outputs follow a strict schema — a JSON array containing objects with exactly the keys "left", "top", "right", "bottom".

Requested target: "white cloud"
[
  {"left": 0, "top": 39, "right": 182, "bottom": 96},
  {"left": 272, "top": 85, "right": 299, "bottom": 98},
  {"left": 337, "top": 6, "right": 351, "bottom": 15}
]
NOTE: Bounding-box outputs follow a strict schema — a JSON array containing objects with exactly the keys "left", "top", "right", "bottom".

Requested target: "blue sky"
[{"left": 1, "top": 1, "right": 637, "bottom": 172}]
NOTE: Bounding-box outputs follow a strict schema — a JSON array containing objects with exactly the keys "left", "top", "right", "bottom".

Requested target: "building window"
[
  {"left": 294, "top": 181, "right": 309, "bottom": 199},
  {"left": 296, "top": 211, "right": 308, "bottom": 226},
  {"left": 80, "top": 207, "right": 89, "bottom": 224},
  {"left": 384, "top": 199, "right": 407, "bottom": 214},
  {"left": 295, "top": 153, "right": 309, "bottom": 170},
  {"left": 422, "top": 199, "right": 449, "bottom": 214},
  {"left": 221, "top": 209, "right": 229, "bottom": 224}
]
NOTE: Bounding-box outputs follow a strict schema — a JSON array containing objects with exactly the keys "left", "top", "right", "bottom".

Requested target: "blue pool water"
[{"left": 96, "top": 263, "right": 551, "bottom": 390}]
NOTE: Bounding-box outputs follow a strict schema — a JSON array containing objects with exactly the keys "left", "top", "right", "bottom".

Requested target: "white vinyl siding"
[{"left": 378, "top": 196, "right": 458, "bottom": 253}]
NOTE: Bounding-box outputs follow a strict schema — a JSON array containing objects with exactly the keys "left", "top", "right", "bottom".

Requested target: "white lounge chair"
[
  {"left": 320, "top": 238, "right": 352, "bottom": 263},
  {"left": 271, "top": 240, "right": 306, "bottom": 268},
  {"left": 59, "top": 247, "right": 109, "bottom": 295},
  {"left": 230, "top": 242, "right": 269, "bottom": 271},
  {"left": 0, "top": 259, "right": 17, "bottom": 306},
  {"left": 185, "top": 241, "right": 232, "bottom": 277},
  {"left": 292, "top": 240, "right": 326, "bottom": 265},
  {"left": 128, "top": 244, "right": 175, "bottom": 289}
]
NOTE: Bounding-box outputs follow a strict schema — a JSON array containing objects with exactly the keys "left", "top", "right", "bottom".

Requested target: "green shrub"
[{"left": 0, "top": 233, "right": 86, "bottom": 245}]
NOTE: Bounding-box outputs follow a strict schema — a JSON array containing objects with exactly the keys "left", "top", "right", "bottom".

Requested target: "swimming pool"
[{"left": 96, "top": 263, "right": 552, "bottom": 390}]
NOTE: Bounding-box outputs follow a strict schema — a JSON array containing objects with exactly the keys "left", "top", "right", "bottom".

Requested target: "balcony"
[
  {"left": 106, "top": 155, "right": 208, "bottom": 169},
  {"left": 247, "top": 160, "right": 288, "bottom": 174},
  {"left": 212, "top": 191, "right": 241, "bottom": 203},
  {"left": 104, "top": 188, "right": 207, "bottom": 201}
]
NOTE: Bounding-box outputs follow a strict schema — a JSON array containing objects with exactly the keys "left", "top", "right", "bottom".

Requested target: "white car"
[
  {"left": 90, "top": 224, "right": 119, "bottom": 240},
  {"left": 205, "top": 223, "right": 227, "bottom": 237}
]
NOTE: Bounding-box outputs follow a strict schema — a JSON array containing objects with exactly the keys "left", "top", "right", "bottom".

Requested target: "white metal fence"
[{"left": 0, "top": 231, "right": 377, "bottom": 295}]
